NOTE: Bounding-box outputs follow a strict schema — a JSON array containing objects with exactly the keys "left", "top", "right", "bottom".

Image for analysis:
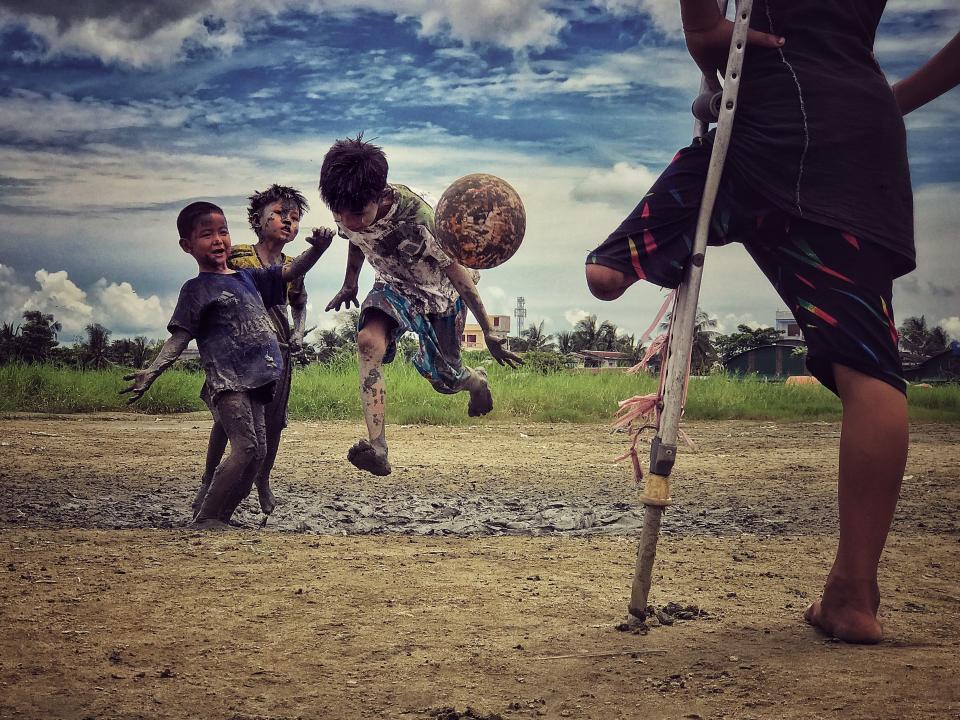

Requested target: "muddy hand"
[
  {"left": 306, "top": 226, "right": 335, "bottom": 253},
  {"left": 325, "top": 284, "right": 359, "bottom": 312},
  {"left": 119, "top": 370, "right": 154, "bottom": 404},
  {"left": 485, "top": 334, "right": 523, "bottom": 369}
]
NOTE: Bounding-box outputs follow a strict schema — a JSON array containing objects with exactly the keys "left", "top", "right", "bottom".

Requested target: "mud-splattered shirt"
[
  {"left": 168, "top": 267, "right": 285, "bottom": 400},
  {"left": 228, "top": 244, "right": 307, "bottom": 349},
  {"left": 337, "top": 184, "right": 475, "bottom": 315}
]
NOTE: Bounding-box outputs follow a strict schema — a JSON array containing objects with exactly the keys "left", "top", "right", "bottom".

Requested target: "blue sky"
[{"left": 0, "top": 0, "right": 957, "bottom": 345}]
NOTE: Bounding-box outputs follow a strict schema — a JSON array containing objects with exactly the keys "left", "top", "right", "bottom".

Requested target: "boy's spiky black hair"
[
  {"left": 247, "top": 185, "right": 309, "bottom": 232},
  {"left": 319, "top": 132, "right": 388, "bottom": 213},
  {"left": 177, "top": 201, "right": 225, "bottom": 239}
]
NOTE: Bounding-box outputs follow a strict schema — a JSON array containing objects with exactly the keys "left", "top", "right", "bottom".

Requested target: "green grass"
[{"left": 1, "top": 362, "right": 958, "bottom": 423}]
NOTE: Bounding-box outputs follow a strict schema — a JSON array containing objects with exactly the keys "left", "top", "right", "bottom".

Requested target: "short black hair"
[
  {"left": 247, "top": 185, "right": 309, "bottom": 232},
  {"left": 177, "top": 201, "right": 225, "bottom": 239},
  {"left": 319, "top": 133, "right": 388, "bottom": 213}
]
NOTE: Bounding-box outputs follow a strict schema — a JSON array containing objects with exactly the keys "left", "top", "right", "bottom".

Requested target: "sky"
[{"left": 0, "top": 0, "right": 957, "bottom": 346}]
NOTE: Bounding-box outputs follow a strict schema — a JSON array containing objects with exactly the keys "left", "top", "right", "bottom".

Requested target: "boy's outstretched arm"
[
  {"left": 282, "top": 227, "right": 334, "bottom": 284},
  {"left": 120, "top": 328, "right": 192, "bottom": 404},
  {"left": 892, "top": 31, "right": 960, "bottom": 116},
  {"left": 444, "top": 262, "right": 523, "bottom": 369},
  {"left": 325, "top": 242, "right": 365, "bottom": 311},
  {"left": 679, "top": 0, "right": 784, "bottom": 80}
]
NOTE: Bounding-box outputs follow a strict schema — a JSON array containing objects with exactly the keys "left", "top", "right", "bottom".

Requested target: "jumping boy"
[
  {"left": 122, "top": 201, "right": 333, "bottom": 528},
  {"left": 320, "top": 134, "right": 522, "bottom": 476},
  {"left": 585, "top": 1, "right": 959, "bottom": 643},
  {"left": 191, "top": 185, "right": 312, "bottom": 519}
]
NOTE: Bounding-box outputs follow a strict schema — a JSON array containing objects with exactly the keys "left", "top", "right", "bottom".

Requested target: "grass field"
[{"left": 1, "top": 360, "right": 958, "bottom": 423}]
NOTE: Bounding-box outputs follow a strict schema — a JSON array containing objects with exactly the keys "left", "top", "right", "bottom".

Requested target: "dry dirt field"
[{"left": 1, "top": 412, "right": 959, "bottom": 720}]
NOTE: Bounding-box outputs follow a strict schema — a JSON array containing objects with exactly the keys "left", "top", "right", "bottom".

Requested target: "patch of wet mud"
[{"left": 2, "top": 484, "right": 795, "bottom": 537}]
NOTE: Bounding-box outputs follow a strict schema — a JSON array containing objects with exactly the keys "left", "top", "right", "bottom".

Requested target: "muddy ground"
[{"left": 0, "top": 412, "right": 958, "bottom": 719}]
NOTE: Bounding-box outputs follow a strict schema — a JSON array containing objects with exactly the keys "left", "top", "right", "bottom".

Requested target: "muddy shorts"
[
  {"left": 586, "top": 136, "right": 906, "bottom": 395},
  {"left": 359, "top": 283, "right": 470, "bottom": 394}
]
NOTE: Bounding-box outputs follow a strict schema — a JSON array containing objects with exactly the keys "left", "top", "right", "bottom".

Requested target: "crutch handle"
[{"left": 692, "top": 91, "right": 723, "bottom": 123}]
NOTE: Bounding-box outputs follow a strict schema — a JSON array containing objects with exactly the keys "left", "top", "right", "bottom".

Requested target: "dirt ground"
[{"left": 1, "top": 412, "right": 959, "bottom": 720}]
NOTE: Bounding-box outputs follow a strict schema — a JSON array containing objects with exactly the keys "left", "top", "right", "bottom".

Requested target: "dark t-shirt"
[
  {"left": 726, "top": 0, "right": 913, "bottom": 275},
  {"left": 168, "top": 267, "right": 286, "bottom": 399}
]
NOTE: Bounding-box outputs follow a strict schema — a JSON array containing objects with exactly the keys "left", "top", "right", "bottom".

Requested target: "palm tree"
[
  {"left": 82, "top": 323, "right": 112, "bottom": 370},
  {"left": 556, "top": 330, "right": 574, "bottom": 355},
  {"left": 572, "top": 315, "right": 599, "bottom": 351},
  {"left": 0, "top": 321, "right": 21, "bottom": 363},
  {"left": 522, "top": 321, "right": 555, "bottom": 352},
  {"left": 659, "top": 308, "right": 718, "bottom": 374}
]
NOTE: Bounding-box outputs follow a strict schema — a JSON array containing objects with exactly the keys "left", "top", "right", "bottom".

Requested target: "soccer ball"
[{"left": 434, "top": 173, "right": 526, "bottom": 269}]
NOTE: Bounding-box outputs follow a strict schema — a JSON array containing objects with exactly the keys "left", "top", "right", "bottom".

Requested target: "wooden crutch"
[{"left": 628, "top": 0, "right": 754, "bottom": 619}]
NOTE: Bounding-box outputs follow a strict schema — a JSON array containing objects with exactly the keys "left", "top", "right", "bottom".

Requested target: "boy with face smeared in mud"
[
  {"left": 122, "top": 201, "right": 334, "bottom": 529},
  {"left": 190, "top": 186, "right": 312, "bottom": 519},
  {"left": 320, "top": 134, "right": 523, "bottom": 476}
]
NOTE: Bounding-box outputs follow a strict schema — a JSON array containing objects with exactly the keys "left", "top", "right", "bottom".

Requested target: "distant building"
[
  {"left": 775, "top": 310, "right": 803, "bottom": 340},
  {"left": 903, "top": 341, "right": 960, "bottom": 383},
  {"left": 570, "top": 350, "right": 632, "bottom": 369},
  {"left": 724, "top": 341, "right": 809, "bottom": 379},
  {"left": 462, "top": 315, "right": 511, "bottom": 349}
]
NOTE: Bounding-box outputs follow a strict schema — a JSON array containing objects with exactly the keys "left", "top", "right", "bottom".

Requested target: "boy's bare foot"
[
  {"left": 347, "top": 438, "right": 392, "bottom": 476},
  {"left": 190, "top": 474, "right": 211, "bottom": 519},
  {"left": 803, "top": 577, "right": 883, "bottom": 644},
  {"left": 255, "top": 480, "right": 277, "bottom": 515},
  {"left": 188, "top": 518, "right": 233, "bottom": 531},
  {"left": 467, "top": 367, "right": 493, "bottom": 417}
]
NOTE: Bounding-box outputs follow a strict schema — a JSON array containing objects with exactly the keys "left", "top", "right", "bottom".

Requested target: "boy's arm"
[
  {"left": 444, "top": 262, "right": 523, "bottom": 369},
  {"left": 325, "top": 242, "right": 365, "bottom": 312},
  {"left": 679, "top": 0, "right": 784, "bottom": 80},
  {"left": 120, "top": 328, "right": 192, "bottom": 404},
  {"left": 291, "top": 298, "right": 308, "bottom": 351},
  {"left": 281, "top": 227, "right": 335, "bottom": 284},
  {"left": 892, "top": 32, "right": 960, "bottom": 116}
]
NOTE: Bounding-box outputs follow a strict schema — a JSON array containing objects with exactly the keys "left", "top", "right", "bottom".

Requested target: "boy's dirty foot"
[
  {"left": 467, "top": 368, "right": 493, "bottom": 417},
  {"left": 255, "top": 480, "right": 276, "bottom": 515},
  {"left": 347, "top": 438, "right": 391, "bottom": 476},
  {"left": 803, "top": 576, "right": 883, "bottom": 644},
  {"left": 190, "top": 474, "right": 211, "bottom": 519},
  {"left": 187, "top": 518, "right": 233, "bottom": 531}
]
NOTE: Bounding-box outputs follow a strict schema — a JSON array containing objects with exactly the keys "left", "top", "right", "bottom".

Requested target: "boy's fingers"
[
  {"left": 747, "top": 29, "right": 784, "bottom": 48},
  {"left": 122, "top": 373, "right": 135, "bottom": 381}
]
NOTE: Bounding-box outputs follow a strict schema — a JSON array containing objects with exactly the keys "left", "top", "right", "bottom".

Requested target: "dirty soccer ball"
[{"left": 434, "top": 173, "right": 526, "bottom": 269}]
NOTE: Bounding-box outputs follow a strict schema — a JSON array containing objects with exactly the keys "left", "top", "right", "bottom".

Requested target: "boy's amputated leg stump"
[
  {"left": 804, "top": 364, "right": 908, "bottom": 644},
  {"left": 350, "top": 312, "right": 392, "bottom": 476}
]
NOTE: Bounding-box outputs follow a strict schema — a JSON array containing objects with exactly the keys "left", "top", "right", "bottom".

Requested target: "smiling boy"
[
  {"left": 122, "top": 201, "right": 333, "bottom": 528},
  {"left": 191, "top": 186, "right": 313, "bottom": 519}
]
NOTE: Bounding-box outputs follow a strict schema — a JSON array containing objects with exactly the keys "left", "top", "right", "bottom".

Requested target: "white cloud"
[
  {"left": 572, "top": 161, "right": 659, "bottom": 206},
  {"left": 0, "top": 89, "right": 191, "bottom": 142},
  {"left": 564, "top": 308, "right": 590, "bottom": 326},
  {"left": 940, "top": 316, "right": 960, "bottom": 341},
  {"left": 0, "top": 266, "right": 172, "bottom": 338}
]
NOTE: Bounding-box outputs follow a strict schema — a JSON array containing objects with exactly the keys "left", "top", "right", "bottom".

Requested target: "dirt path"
[{"left": 1, "top": 414, "right": 959, "bottom": 719}]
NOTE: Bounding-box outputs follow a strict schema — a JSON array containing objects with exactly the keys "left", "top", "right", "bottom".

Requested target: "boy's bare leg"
[
  {"left": 253, "top": 423, "right": 281, "bottom": 514},
  {"left": 348, "top": 311, "right": 392, "bottom": 476},
  {"left": 191, "top": 421, "right": 227, "bottom": 518},
  {"left": 804, "top": 364, "right": 908, "bottom": 643},
  {"left": 462, "top": 367, "right": 492, "bottom": 416},
  {"left": 193, "top": 392, "right": 264, "bottom": 529}
]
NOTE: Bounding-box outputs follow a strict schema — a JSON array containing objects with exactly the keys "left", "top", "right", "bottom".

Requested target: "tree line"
[{"left": 0, "top": 308, "right": 953, "bottom": 372}]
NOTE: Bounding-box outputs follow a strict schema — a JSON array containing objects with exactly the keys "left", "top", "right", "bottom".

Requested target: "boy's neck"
[
  {"left": 254, "top": 237, "right": 285, "bottom": 265},
  {"left": 375, "top": 185, "right": 394, "bottom": 223}
]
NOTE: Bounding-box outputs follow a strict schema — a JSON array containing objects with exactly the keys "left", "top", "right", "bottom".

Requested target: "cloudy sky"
[{"left": 0, "top": 0, "right": 957, "bottom": 346}]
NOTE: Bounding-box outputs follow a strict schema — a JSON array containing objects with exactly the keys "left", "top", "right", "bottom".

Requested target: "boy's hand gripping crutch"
[{"left": 628, "top": 0, "right": 753, "bottom": 620}]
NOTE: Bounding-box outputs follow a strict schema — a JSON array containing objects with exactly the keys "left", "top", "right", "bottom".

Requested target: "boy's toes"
[
  {"left": 256, "top": 484, "right": 277, "bottom": 515},
  {"left": 467, "top": 368, "right": 493, "bottom": 417},
  {"left": 347, "top": 439, "right": 392, "bottom": 476},
  {"left": 187, "top": 518, "right": 233, "bottom": 531},
  {"left": 803, "top": 600, "right": 883, "bottom": 644}
]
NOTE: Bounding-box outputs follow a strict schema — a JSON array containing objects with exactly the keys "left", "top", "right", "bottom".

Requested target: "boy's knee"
[
  {"left": 586, "top": 264, "right": 630, "bottom": 301},
  {"left": 357, "top": 326, "right": 387, "bottom": 361}
]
